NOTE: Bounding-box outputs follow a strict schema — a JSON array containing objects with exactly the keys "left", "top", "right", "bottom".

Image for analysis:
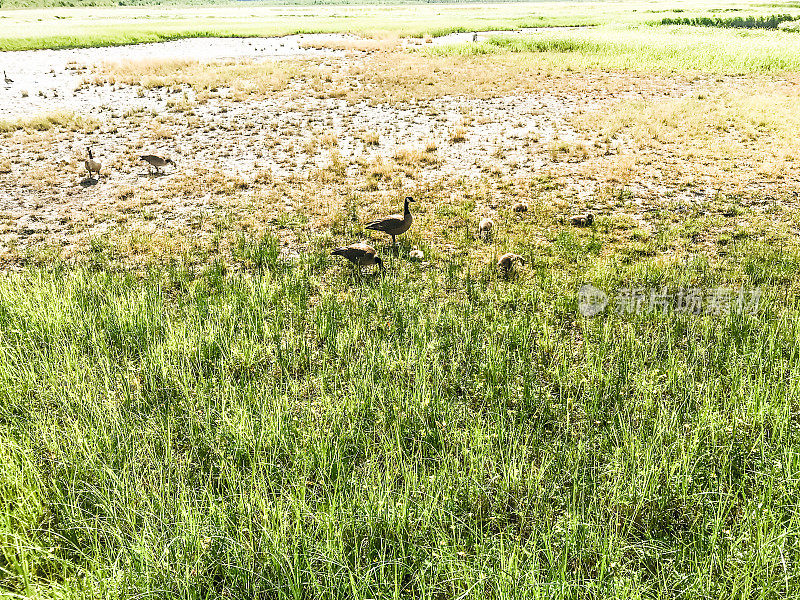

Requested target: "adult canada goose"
[
  {"left": 141, "top": 154, "right": 174, "bottom": 174},
  {"left": 512, "top": 202, "right": 528, "bottom": 213},
  {"left": 331, "top": 242, "right": 383, "bottom": 272},
  {"left": 3, "top": 71, "right": 12, "bottom": 85},
  {"left": 570, "top": 212, "right": 594, "bottom": 227},
  {"left": 84, "top": 147, "right": 101, "bottom": 179},
  {"left": 365, "top": 196, "right": 414, "bottom": 247},
  {"left": 497, "top": 252, "right": 525, "bottom": 271},
  {"left": 472, "top": 32, "right": 478, "bottom": 42},
  {"left": 478, "top": 217, "right": 493, "bottom": 239}
]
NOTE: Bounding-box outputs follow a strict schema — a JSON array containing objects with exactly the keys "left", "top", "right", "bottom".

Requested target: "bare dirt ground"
[{"left": 1, "top": 34, "right": 799, "bottom": 268}]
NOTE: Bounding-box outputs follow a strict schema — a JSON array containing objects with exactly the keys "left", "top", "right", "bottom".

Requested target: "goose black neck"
[{"left": 404, "top": 198, "right": 411, "bottom": 214}]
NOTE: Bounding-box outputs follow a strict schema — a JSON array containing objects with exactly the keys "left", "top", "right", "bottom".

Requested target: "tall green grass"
[
  {"left": 2, "top": 238, "right": 800, "bottom": 597},
  {"left": 431, "top": 25, "right": 800, "bottom": 72},
  {"left": 657, "top": 13, "right": 799, "bottom": 28}
]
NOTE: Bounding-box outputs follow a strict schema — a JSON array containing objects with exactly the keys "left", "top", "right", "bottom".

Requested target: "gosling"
[
  {"left": 570, "top": 212, "right": 594, "bottom": 227},
  {"left": 84, "top": 147, "right": 101, "bottom": 179},
  {"left": 365, "top": 196, "right": 414, "bottom": 247},
  {"left": 512, "top": 202, "right": 528, "bottom": 213},
  {"left": 497, "top": 252, "right": 525, "bottom": 272},
  {"left": 478, "top": 217, "right": 493, "bottom": 239},
  {"left": 331, "top": 242, "right": 384, "bottom": 272},
  {"left": 141, "top": 154, "right": 175, "bottom": 175}
]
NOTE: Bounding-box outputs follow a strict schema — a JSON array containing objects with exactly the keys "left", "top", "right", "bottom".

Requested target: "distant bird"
[
  {"left": 365, "top": 196, "right": 415, "bottom": 247},
  {"left": 497, "top": 252, "right": 525, "bottom": 272},
  {"left": 331, "top": 242, "right": 383, "bottom": 272},
  {"left": 479, "top": 217, "right": 493, "bottom": 239},
  {"left": 84, "top": 147, "right": 101, "bottom": 179},
  {"left": 3, "top": 71, "right": 12, "bottom": 85},
  {"left": 472, "top": 32, "right": 478, "bottom": 42},
  {"left": 512, "top": 202, "right": 528, "bottom": 213},
  {"left": 570, "top": 212, "right": 594, "bottom": 227},
  {"left": 141, "top": 154, "right": 174, "bottom": 175}
]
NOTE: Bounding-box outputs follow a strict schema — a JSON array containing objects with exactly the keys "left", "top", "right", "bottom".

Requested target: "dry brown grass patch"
[
  {"left": 450, "top": 127, "right": 467, "bottom": 143},
  {"left": 85, "top": 59, "right": 294, "bottom": 95}
]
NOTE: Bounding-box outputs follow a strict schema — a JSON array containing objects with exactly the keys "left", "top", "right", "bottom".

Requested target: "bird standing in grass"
[
  {"left": 85, "top": 147, "right": 101, "bottom": 179},
  {"left": 570, "top": 212, "right": 594, "bottom": 227},
  {"left": 479, "top": 217, "right": 493, "bottom": 239},
  {"left": 331, "top": 242, "right": 384, "bottom": 272},
  {"left": 497, "top": 252, "right": 525, "bottom": 272},
  {"left": 512, "top": 202, "right": 528, "bottom": 213},
  {"left": 3, "top": 71, "right": 12, "bottom": 86},
  {"left": 141, "top": 154, "right": 174, "bottom": 175},
  {"left": 365, "top": 196, "right": 415, "bottom": 248}
]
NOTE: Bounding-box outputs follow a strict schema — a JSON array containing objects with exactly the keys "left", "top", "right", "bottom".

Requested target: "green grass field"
[
  {"left": 430, "top": 25, "right": 800, "bottom": 73},
  {"left": 0, "top": 0, "right": 799, "bottom": 53},
  {"left": 4, "top": 0, "right": 800, "bottom": 598},
  {"left": 3, "top": 238, "right": 800, "bottom": 598}
]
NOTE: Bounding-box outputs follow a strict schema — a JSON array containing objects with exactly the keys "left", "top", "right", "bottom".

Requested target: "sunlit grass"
[
  {"left": 2, "top": 237, "right": 800, "bottom": 597},
  {"left": 2, "top": 0, "right": 800, "bottom": 52},
  {"left": 0, "top": 110, "right": 99, "bottom": 132},
  {"left": 3, "top": 1, "right": 800, "bottom": 597},
  {"left": 431, "top": 25, "right": 800, "bottom": 73}
]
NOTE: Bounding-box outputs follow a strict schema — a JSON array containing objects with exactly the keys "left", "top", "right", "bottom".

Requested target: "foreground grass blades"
[{"left": 2, "top": 240, "right": 800, "bottom": 598}]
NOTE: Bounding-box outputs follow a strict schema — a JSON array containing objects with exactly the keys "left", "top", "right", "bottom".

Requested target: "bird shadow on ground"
[{"left": 79, "top": 177, "right": 99, "bottom": 187}]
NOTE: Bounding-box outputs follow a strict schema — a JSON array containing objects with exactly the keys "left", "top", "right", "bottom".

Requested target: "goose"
[
  {"left": 365, "top": 196, "right": 414, "bottom": 247},
  {"left": 84, "top": 147, "right": 101, "bottom": 179},
  {"left": 3, "top": 71, "right": 12, "bottom": 85},
  {"left": 331, "top": 242, "right": 383, "bottom": 272},
  {"left": 478, "top": 217, "right": 493, "bottom": 238},
  {"left": 497, "top": 252, "right": 525, "bottom": 271},
  {"left": 472, "top": 32, "right": 478, "bottom": 42},
  {"left": 512, "top": 202, "right": 528, "bottom": 213},
  {"left": 141, "top": 154, "right": 174, "bottom": 174},
  {"left": 570, "top": 212, "right": 594, "bottom": 227}
]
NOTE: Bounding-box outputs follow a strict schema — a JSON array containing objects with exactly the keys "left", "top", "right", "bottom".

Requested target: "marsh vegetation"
[{"left": 2, "top": 1, "right": 800, "bottom": 597}]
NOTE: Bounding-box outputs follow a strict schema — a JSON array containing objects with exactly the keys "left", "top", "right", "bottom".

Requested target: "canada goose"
[
  {"left": 472, "top": 32, "right": 478, "bottom": 42},
  {"left": 512, "top": 202, "right": 528, "bottom": 213},
  {"left": 3, "top": 71, "right": 12, "bottom": 85},
  {"left": 84, "top": 147, "right": 101, "bottom": 179},
  {"left": 570, "top": 212, "right": 594, "bottom": 227},
  {"left": 479, "top": 217, "right": 493, "bottom": 239},
  {"left": 365, "top": 196, "right": 414, "bottom": 247},
  {"left": 331, "top": 242, "right": 383, "bottom": 271},
  {"left": 497, "top": 252, "right": 525, "bottom": 271},
  {"left": 141, "top": 154, "right": 174, "bottom": 174}
]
